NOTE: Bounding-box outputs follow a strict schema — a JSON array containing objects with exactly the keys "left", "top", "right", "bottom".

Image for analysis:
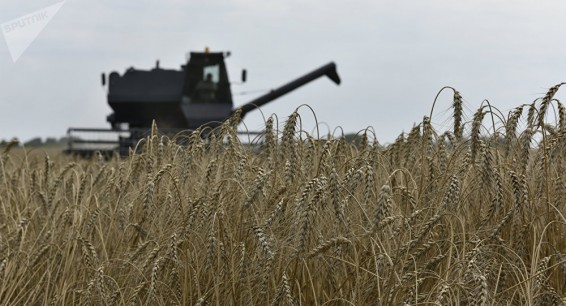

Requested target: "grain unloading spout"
[{"left": 234, "top": 62, "right": 341, "bottom": 120}]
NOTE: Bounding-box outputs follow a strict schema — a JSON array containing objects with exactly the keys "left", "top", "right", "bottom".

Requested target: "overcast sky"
[{"left": 1, "top": 0, "right": 566, "bottom": 143}]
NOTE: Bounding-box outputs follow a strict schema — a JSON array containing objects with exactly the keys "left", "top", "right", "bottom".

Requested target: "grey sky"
[{"left": 1, "top": 0, "right": 566, "bottom": 143}]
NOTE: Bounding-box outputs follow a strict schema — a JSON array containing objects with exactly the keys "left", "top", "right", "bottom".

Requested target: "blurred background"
[{"left": 1, "top": 0, "right": 566, "bottom": 144}]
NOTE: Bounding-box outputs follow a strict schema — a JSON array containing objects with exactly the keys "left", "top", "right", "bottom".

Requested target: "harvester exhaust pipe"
[{"left": 234, "top": 62, "right": 340, "bottom": 120}]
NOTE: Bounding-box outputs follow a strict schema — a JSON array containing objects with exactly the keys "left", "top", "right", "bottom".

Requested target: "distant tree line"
[{"left": 0, "top": 137, "right": 71, "bottom": 148}]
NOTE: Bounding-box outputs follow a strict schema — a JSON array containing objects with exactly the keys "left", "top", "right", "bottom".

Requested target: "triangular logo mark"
[{"left": 1, "top": 1, "right": 65, "bottom": 62}]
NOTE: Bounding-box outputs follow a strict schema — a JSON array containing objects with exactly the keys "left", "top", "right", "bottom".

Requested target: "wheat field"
[{"left": 1, "top": 84, "right": 566, "bottom": 305}]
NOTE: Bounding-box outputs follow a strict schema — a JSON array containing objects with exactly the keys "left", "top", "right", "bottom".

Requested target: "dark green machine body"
[
  {"left": 106, "top": 52, "right": 235, "bottom": 130},
  {"left": 66, "top": 50, "right": 340, "bottom": 155}
]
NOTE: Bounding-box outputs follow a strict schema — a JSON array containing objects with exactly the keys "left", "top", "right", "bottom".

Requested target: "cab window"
[{"left": 203, "top": 65, "right": 220, "bottom": 83}]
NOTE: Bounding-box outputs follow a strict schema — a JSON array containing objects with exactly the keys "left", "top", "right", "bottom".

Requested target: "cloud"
[{"left": 2, "top": 0, "right": 566, "bottom": 143}]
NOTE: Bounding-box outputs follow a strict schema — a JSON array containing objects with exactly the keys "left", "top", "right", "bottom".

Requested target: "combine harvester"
[{"left": 66, "top": 49, "right": 341, "bottom": 156}]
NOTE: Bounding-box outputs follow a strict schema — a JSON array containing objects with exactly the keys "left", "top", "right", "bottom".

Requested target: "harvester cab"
[{"left": 66, "top": 49, "right": 340, "bottom": 156}]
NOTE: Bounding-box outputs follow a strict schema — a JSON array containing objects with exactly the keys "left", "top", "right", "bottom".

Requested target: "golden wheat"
[{"left": 1, "top": 84, "right": 566, "bottom": 304}]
